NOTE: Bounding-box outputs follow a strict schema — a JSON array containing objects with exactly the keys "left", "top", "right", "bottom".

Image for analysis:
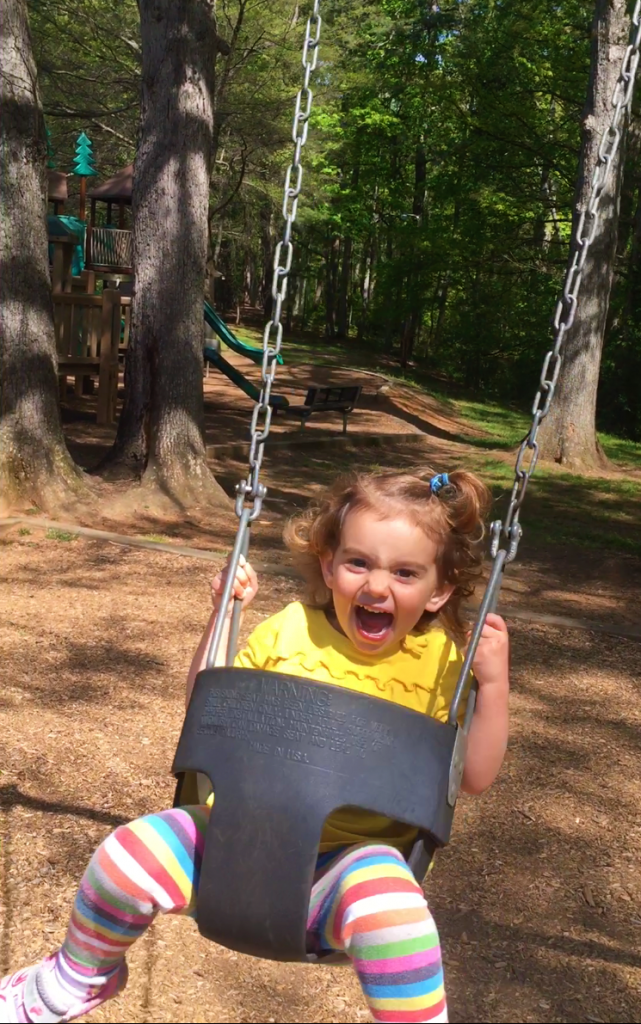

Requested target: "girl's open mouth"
[{"left": 354, "top": 604, "right": 394, "bottom": 641}]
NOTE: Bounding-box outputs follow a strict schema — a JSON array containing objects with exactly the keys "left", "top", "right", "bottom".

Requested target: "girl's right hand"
[{"left": 211, "top": 555, "right": 258, "bottom": 614}]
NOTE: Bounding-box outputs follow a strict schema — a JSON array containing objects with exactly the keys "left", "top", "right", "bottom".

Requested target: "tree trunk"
[
  {"left": 432, "top": 273, "right": 451, "bottom": 351},
  {"left": 537, "top": 0, "right": 631, "bottom": 470},
  {"left": 0, "top": 0, "right": 85, "bottom": 513},
  {"left": 107, "top": 0, "right": 228, "bottom": 506},
  {"left": 400, "top": 142, "right": 427, "bottom": 367},
  {"left": 336, "top": 235, "right": 353, "bottom": 339},
  {"left": 357, "top": 233, "right": 377, "bottom": 342},
  {"left": 261, "top": 202, "right": 274, "bottom": 316},
  {"left": 325, "top": 234, "right": 340, "bottom": 338}
]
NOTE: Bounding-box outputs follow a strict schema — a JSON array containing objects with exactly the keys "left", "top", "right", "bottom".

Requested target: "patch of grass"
[
  {"left": 46, "top": 529, "right": 78, "bottom": 542},
  {"left": 433, "top": 394, "right": 641, "bottom": 474},
  {"left": 598, "top": 432, "right": 641, "bottom": 471},
  {"left": 474, "top": 454, "right": 641, "bottom": 557},
  {"left": 140, "top": 533, "right": 171, "bottom": 543},
  {"left": 18, "top": 528, "right": 31, "bottom": 536},
  {"left": 453, "top": 399, "right": 528, "bottom": 448}
]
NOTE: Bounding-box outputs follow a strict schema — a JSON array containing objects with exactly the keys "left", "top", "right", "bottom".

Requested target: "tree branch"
[
  {"left": 210, "top": 149, "right": 250, "bottom": 218},
  {"left": 88, "top": 119, "right": 135, "bottom": 147},
  {"left": 43, "top": 103, "right": 137, "bottom": 118}
]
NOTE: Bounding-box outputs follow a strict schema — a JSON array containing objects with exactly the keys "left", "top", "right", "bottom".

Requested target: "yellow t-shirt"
[{"left": 191, "top": 601, "right": 468, "bottom": 855}]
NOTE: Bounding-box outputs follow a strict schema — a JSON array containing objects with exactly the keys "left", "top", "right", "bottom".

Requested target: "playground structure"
[
  {"left": 44, "top": 147, "right": 133, "bottom": 427},
  {"left": 48, "top": 171, "right": 127, "bottom": 426},
  {"left": 86, "top": 164, "right": 133, "bottom": 273},
  {"left": 47, "top": 158, "right": 362, "bottom": 432}
]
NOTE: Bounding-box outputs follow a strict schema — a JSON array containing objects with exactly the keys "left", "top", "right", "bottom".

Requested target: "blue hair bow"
[{"left": 430, "top": 473, "right": 450, "bottom": 495}]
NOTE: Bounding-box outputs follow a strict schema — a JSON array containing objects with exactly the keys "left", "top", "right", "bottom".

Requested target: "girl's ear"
[
  {"left": 320, "top": 550, "right": 335, "bottom": 590},
  {"left": 425, "top": 582, "right": 455, "bottom": 613}
]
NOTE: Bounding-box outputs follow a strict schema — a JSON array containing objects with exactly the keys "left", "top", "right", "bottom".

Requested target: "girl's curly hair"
[{"left": 284, "top": 469, "right": 491, "bottom": 646}]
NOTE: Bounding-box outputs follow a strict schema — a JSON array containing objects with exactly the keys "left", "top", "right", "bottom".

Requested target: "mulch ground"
[{"left": 1, "top": 362, "right": 640, "bottom": 1023}]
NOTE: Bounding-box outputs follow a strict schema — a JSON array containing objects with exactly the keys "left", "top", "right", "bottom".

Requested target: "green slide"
[
  {"left": 203, "top": 302, "right": 288, "bottom": 409},
  {"left": 203, "top": 346, "right": 290, "bottom": 410},
  {"left": 203, "top": 301, "right": 283, "bottom": 366}
]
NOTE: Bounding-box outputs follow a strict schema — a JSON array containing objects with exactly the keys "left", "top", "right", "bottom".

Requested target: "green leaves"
[{"left": 29, "top": 0, "right": 640, "bottom": 439}]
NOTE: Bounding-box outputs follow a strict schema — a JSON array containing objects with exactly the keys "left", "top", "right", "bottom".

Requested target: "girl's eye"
[
  {"left": 396, "top": 568, "right": 417, "bottom": 579},
  {"left": 348, "top": 558, "right": 368, "bottom": 569}
]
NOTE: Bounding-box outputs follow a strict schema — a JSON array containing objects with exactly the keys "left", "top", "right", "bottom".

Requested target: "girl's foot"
[{"left": 0, "top": 957, "right": 128, "bottom": 1023}]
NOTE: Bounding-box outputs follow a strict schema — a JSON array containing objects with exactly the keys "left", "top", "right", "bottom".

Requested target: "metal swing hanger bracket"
[
  {"left": 207, "top": 1, "right": 322, "bottom": 670},
  {"left": 448, "top": 1, "right": 641, "bottom": 729}
]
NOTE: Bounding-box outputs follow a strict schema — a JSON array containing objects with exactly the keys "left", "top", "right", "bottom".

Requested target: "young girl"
[{"left": 1, "top": 470, "right": 509, "bottom": 1024}]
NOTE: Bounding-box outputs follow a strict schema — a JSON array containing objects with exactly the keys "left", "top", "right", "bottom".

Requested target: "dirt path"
[
  {"left": 60, "top": 354, "right": 483, "bottom": 472},
  {"left": 1, "top": 528, "right": 639, "bottom": 1024},
  {"left": 2, "top": 363, "right": 640, "bottom": 1023}
]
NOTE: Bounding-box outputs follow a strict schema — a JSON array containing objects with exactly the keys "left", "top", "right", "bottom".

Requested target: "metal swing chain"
[
  {"left": 448, "top": 1, "right": 641, "bottom": 726},
  {"left": 208, "top": 1, "right": 322, "bottom": 667}
]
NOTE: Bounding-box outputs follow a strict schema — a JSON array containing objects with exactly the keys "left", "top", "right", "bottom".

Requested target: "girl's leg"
[
  {"left": 0, "top": 806, "right": 209, "bottom": 1024},
  {"left": 308, "top": 845, "right": 447, "bottom": 1023}
]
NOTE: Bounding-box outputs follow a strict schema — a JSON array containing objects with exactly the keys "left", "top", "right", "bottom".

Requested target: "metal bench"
[{"left": 286, "top": 384, "right": 362, "bottom": 433}]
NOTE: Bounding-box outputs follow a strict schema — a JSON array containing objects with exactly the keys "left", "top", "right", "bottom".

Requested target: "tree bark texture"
[
  {"left": 111, "top": 0, "right": 228, "bottom": 505},
  {"left": 537, "top": 0, "right": 631, "bottom": 470},
  {"left": 0, "top": 0, "right": 83, "bottom": 513}
]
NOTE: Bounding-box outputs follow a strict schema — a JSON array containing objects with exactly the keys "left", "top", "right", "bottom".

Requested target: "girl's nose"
[{"left": 365, "top": 570, "right": 390, "bottom": 598}]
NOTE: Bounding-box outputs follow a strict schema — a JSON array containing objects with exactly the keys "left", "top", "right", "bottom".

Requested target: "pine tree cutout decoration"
[{"left": 73, "top": 132, "right": 97, "bottom": 177}]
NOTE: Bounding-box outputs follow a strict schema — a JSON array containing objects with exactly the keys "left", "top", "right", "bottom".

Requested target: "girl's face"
[{"left": 320, "top": 506, "right": 454, "bottom": 655}]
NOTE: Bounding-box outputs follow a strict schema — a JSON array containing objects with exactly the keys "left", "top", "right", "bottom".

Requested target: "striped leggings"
[{"left": 37, "top": 807, "right": 447, "bottom": 1022}]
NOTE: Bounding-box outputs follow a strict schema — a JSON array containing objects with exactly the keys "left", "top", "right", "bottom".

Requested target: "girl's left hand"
[
  {"left": 470, "top": 612, "right": 509, "bottom": 690},
  {"left": 211, "top": 555, "right": 258, "bottom": 614}
]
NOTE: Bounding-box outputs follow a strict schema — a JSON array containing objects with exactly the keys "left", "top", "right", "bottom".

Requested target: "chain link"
[
  {"left": 234, "top": 0, "right": 321, "bottom": 523},
  {"left": 493, "top": 1, "right": 641, "bottom": 564}
]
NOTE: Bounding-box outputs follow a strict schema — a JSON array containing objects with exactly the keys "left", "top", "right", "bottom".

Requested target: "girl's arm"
[
  {"left": 461, "top": 613, "right": 510, "bottom": 796},
  {"left": 185, "top": 556, "right": 258, "bottom": 708}
]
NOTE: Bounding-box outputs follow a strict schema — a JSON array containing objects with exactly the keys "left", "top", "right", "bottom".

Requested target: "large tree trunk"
[
  {"left": 0, "top": 0, "right": 84, "bottom": 514},
  {"left": 537, "top": 0, "right": 631, "bottom": 471},
  {"left": 108, "top": 0, "right": 228, "bottom": 506}
]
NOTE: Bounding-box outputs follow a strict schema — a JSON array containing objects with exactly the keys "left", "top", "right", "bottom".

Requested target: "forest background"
[{"left": 33, "top": 0, "right": 641, "bottom": 444}]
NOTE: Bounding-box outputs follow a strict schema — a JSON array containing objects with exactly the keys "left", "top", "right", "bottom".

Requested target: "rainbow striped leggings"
[{"left": 56, "top": 806, "right": 447, "bottom": 1022}]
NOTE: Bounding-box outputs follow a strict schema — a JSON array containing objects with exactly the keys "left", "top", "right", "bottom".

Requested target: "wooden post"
[
  {"left": 51, "top": 239, "right": 73, "bottom": 295},
  {"left": 79, "top": 176, "right": 87, "bottom": 222},
  {"left": 87, "top": 198, "right": 96, "bottom": 267},
  {"left": 98, "top": 289, "right": 120, "bottom": 425},
  {"left": 63, "top": 244, "right": 73, "bottom": 293},
  {"left": 119, "top": 200, "right": 126, "bottom": 229},
  {"left": 52, "top": 242, "right": 64, "bottom": 295}
]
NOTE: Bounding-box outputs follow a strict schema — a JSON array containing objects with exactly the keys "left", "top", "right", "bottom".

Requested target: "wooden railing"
[
  {"left": 53, "top": 289, "right": 132, "bottom": 424},
  {"left": 88, "top": 227, "right": 133, "bottom": 271}
]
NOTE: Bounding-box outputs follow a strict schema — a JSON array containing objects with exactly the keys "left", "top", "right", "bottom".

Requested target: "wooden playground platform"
[{"left": 50, "top": 231, "right": 130, "bottom": 426}]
